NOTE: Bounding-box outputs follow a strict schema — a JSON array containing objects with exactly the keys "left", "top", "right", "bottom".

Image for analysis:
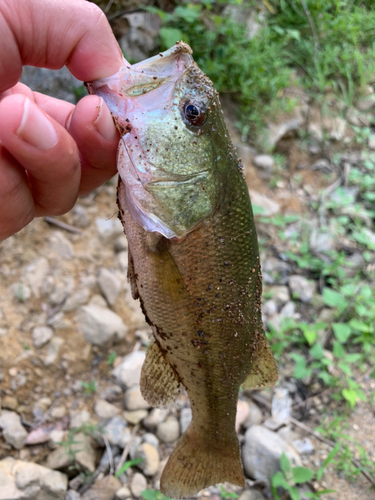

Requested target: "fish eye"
[{"left": 182, "top": 100, "right": 206, "bottom": 126}]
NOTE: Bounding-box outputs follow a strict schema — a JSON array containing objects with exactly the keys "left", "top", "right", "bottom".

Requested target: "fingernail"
[
  {"left": 93, "top": 97, "right": 118, "bottom": 141},
  {"left": 17, "top": 98, "right": 58, "bottom": 150}
]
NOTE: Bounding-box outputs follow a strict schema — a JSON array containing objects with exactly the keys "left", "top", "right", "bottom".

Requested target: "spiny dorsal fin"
[
  {"left": 242, "top": 333, "right": 278, "bottom": 390},
  {"left": 140, "top": 339, "right": 181, "bottom": 408}
]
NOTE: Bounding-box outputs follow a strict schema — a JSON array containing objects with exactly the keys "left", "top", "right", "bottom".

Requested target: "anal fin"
[
  {"left": 242, "top": 333, "right": 278, "bottom": 390},
  {"left": 140, "top": 340, "right": 181, "bottom": 408}
]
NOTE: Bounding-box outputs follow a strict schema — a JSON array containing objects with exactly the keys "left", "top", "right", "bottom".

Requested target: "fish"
[{"left": 86, "top": 42, "right": 278, "bottom": 499}]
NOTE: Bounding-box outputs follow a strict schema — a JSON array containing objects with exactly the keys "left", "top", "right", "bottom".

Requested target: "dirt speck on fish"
[{"left": 86, "top": 42, "right": 278, "bottom": 499}]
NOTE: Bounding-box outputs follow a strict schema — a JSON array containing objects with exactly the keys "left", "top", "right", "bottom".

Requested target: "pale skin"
[{"left": 0, "top": 0, "right": 128, "bottom": 241}]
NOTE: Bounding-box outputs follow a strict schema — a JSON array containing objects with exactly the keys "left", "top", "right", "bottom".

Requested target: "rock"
[
  {"left": 243, "top": 401, "right": 263, "bottom": 428},
  {"left": 26, "top": 257, "right": 49, "bottom": 298},
  {"left": 261, "top": 256, "right": 291, "bottom": 285},
  {"left": 98, "top": 268, "right": 122, "bottom": 306},
  {"left": 114, "top": 235, "right": 128, "bottom": 253},
  {"left": 82, "top": 475, "right": 121, "bottom": 500},
  {"left": 279, "top": 301, "right": 296, "bottom": 319},
  {"left": 96, "top": 218, "right": 123, "bottom": 239},
  {"left": 1, "top": 396, "right": 18, "bottom": 411},
  {"left": 242, "top": 425, "right": 301, "bottom": 483},
  {"left": 0, "top": 410, "right": 28, "bottom": 450},
  {"left": 44, "top": 336, "right": 64, "bottom": 366},
  {"left": 95, "top": 400, "right": 120, "bottom": 420},
  {"left": 49, "top": 279, "right": 74, "bottom": 306},
  {"left": 32, "top": 397, "right": 53, "bottom": 419},
  {"left": 342, "top": 252, "right": 365, "bottom": 278},
  {"left": 62, "top": 288, "right": 90, "bottom": 313},
  {"left": 21, "top": 65, "right": 80, "bottom": 103},
  {"left": 71, "top": 203, "right": 90, "bottom": 228},
  {"left": 309, "top": 229, "right": 335, "bottom": 254},
  {"left": 263, "top": 118, "right": 302, "bottom": 151},
  {"left": 100, "top": 385, "right": 123, "bottom": 402},
  {"left": 130, "top": 472, "right": 147, "bottom": 498},
  {"left": 142, "top": 408, "right": 169, "bottom": 431},
  {"left": 124, "top": 410, "right": 148, "bottom": 425},
  {"left": 112, "top": 351, "right": 146, "bottom": 388},
  {"left": 270, "top": 286, "right": 290, "bottom": 306},
  {"left": 262, "top": 299, "right": 278, "bottom": 318},
  {"left": 116, "top": 485, "right": 131, "bottom": 499},
  {"left": 249, "top": 190, "right": 280, "bottom": 217},
  {"left": 99, "top": 445, "right": 120, "bottom": 471},
  {"left": 289, "top": 275, "right": 316, "bottom": 303},
  {"left": 265, "top": 388, "right": 292, "bottom": 430},
  {"left": 46, "top": 432, "right": 97, "bottom": 474},
  {"left": 134, "top": 442, "right": 160, "bottom": 476},
  {"left": 369, "top": 134, "right": 375, "bottom": 150},
  {"left": 90, "top": 294, "right": 108, "bottom": 308},
  {"left": 357, "top": 94, "right": 375, "bottom": 111},
  {"left": 116, "top": 12, "right": 160, "bottom": 62},
  {"left": 116, "top": 251, "right": 128, "bottom": 273},
  {"left": 156, "top": 417, "right": 180, "bottom": 443},
  {"left": 70, "top": 410, "right": 91, "bottom": 429},
  {"left": 236, "top": 400, "right": 250, "bottom": 433},
  {"left": 10, "top": 282, "right": 32, "bottom": 302},
  {"left": 180, "top": 407, "right": 192, "bottom": 434},
  {"left": 123, "top": 280, "right": 147, "bottom": 326},
  {"left": 292, "top": 438, "right": 315, "bottom": 456},
  {"left": 142, "top": 433, "right": 159, "bottom": 449},
  {"left": 103, "top": 417, "right": 130, "bottom": 447},
  {"left": 50, "top": 232, "right": 75, "bottom": 259},
  {"left": 50, "top": 405, "right": 67, "bottom": 419},
  {"left": 77, "top": 305, "right": 127, "bottom": 346},
  {"left": 32, "top": 326, "right": 54, "bottom": 348},
  {"left": 66, "top": 490, "right": 81, "bottom": 500},
  {"left": 238, "top": 490, "right": 267, "bottom": 500},
  {"left": 124, "top": 386, "right": 150, "bottom": 411},
  {"left": 253, "top": 154, "right": 275, "bottom": 180},
  {"left": 47, "top": 312, "right": 71, "bottom": 330},
  {"left": 0, "top": 456, "right": 68, "bottom": 500}
]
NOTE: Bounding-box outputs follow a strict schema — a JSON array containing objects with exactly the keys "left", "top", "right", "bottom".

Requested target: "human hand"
[{"left": 0, "top": 0, "right": 126, "bottom": 241}]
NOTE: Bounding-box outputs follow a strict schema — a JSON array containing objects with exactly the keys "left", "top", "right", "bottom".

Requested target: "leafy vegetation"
[{"left": 144, "top": 0, "right": 375, "bottom": 141}]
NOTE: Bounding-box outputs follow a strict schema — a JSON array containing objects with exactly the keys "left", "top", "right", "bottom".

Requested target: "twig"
[
  {"left": 44, "top": 216, "right": 81, "bottom": 234},
  {"left": 251, "top": 393, "right": 375, "bottom": 488},
  {"left": 102, "top": 433, "right": 115, "bottom": 476},
  {"left": 300, "top": 0, "right": 319, "bottom": 67},
  {"left": 115, "top": 424, "right": 140, "bottom": 475}
]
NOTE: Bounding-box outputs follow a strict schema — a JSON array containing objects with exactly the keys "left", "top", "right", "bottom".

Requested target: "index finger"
[{"left": 0, "top": 0, "right": 125, "bottom": 93}]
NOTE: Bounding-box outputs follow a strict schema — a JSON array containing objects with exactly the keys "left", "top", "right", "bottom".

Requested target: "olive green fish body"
[{"left": 87, "top": 43, "right": 277, "bottom": 498}]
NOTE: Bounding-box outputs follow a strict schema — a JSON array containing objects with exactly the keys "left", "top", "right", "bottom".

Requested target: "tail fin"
[{"left": 160, "top": 424, "right": 244, "bottom": 499}]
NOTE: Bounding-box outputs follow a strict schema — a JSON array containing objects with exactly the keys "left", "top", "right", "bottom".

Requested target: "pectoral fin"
[
  {"left": 242, "top": 333, "right": 278, "bottom": 390},
  {"left": 140, "top": 339, "right": 181, "bottom": 408}
]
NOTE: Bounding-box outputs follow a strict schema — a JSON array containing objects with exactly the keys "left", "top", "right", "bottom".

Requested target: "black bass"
[{"left": 86, "top": 42, "right": 277, "bottom": 499}]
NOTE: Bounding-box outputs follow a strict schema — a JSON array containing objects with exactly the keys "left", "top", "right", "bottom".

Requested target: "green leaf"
[
  {"left": 271, "top": 471, "right": 289, "bottom": 490},
  {"left": 303, "top": 328, "right": 317, "bottom": 346},
  {"left": 322, "top": 288, "right": 348, "bottom": 311},
  {"left": 280, "top": 452, "right": 291, "bottom": 473},
  {"left": 342, "top": 388, "right": 357, "bottom": 408},
  {"left": 115, "top": 458, "right": 143, "bottom": 478},
  {"left": 310, "top": 343, "right": 323, "bottom": 360},
  {"left": 174, "top": 5, "right": 202, "bottom": 23},
  {"left": 292, "top": 467, "right": 315, "bottom": 484},
  {"left": 316, "top": 444, "right": 341, "bottom": 480},
  {"left": 332, "top": 323, "right": 351, "bottom": 343},
  {"left": 291, "top": 354, "right": 311, "bottom": 379},
  {"left": 338, "top": 362, "right": 351, "bottom": 376},
  {"left": 333, "top": 340, "right": 345, "bottom": 358},
  {"left": 290, "top": 486, "right": 301, "bottom": 500},
  {"left": 159, "top": 28, "right": 184, "bottom": 48}
]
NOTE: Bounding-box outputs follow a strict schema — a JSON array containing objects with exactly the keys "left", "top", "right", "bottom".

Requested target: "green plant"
[
  {"left": 81, "top": 380, "right": 97, "bottom": 395},
  {"left": 107, "top": 351, "right": 117, "bottom": 366},
  {"left": 219, "top": 485, "right": 239, "bottom": 499},
  {"left": 271, "top": 452, "right": 335, "bottom": 500},
  {"left": 141, "top": 490, "right": 172, "bottom": 500},
  {"left": 115, "top": 458, "right": 143, "bottom": 478}
]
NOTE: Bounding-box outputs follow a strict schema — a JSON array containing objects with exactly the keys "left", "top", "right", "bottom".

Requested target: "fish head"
[{"left": 86, "top": 43, "right": 232, "bottom": 239}]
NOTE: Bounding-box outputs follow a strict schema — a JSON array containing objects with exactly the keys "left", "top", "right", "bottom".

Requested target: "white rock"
[
  {"left": 62, "top": 287, "right": 90, "bottom": 312},
  {"left": 114, "top": 235, "right": 128, "bottom": 253},
  {"left": 238, "top": 489, "right": 267, "bottom": 500},
  {"left": 0, "top": 457, "right": 68, "bottom": 500},
  {"left": 32, "top": 326, "right": 54, "bottom": 349},
  {"left": 289, "top": 275, "right": 316, "bottom": 303},
  {"left": 292, "top": 437, "right": 315, "bottom": 456},
  {"left": 243, "top": 401, "right": 263, "bottom": 428},
  {"left": 10, "top": 283, "right": 32, "bottom": 302},
  {"left": 116, "top": 486, "right": 131, "bottom": 499},
  {"left": 50, "top": 231, "right": 75, "bottom": 259},
  {"left": 96, "top": 217, "right": 123, "bottom": 238},
  {"left": 130, "top": 472, "right": 147, "bottom": 498},
  {"left": 0, "top": 410, "right": 28, "bottom": 450},
  {"left": 94, "top": 400, "right": 120, "bottom": 419},
  {"left": 44, "top": 336, "right": 64, "bottom": 366},
  {"left": 271, "top": 387, "right": 292, "bottom": 426},
  {"left": 70, "top": 410, "right": 91, "bottom": 429},
  {"left": 112, "top": 351, "right": 146, "bottom": 388},
  {"left": 98, "top": 268, "right": 122, "bottom": 306},
  {"left": 142, "top": 408, "right": 169, "bottom": 431},
  {"left": 142, "top": 433, "right": 159, "bottom": 449},
  {"left": 249, "top": 190, "right": 280, "bottom": 217},
  {"left": 103, "top": 416, "right": 130, "bottom": 447},
  {"left": 77, "top": 305, "right": 127, "bottom": 346},
  {"left": 26, "top": 257, "right": 49, "bottom": 298},
  {"left": 253, "top": 154, "right": 275, "bottom": 180},
  {"left": 134, "top": 443, "right": 160, "bottom": 476},
  {"left": 124, "top": 409, "right": 148, "bottom": 425},
  {"left": 242, "top": 425, "right": 301, "bottom": 483},
  {"left": 124, "top": 386, "right": 151, "bottom": 411},
  {"left": 270, "top": 286, "right": 290, "bottom": 306},
  {"left": 180, "top": 407, "right": 192, "bottom": 434},
  {"left": 156, "top": 417, "right": 180, "bottom": 443}
]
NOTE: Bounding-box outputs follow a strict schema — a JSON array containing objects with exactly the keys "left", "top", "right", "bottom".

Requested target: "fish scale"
[{"left": 86, "top": 41, "right": 277, "bottom": 499}]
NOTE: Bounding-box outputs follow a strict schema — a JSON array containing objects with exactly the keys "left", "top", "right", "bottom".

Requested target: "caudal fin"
[{"left": 160, "top": 424, "right": 244, "bottom": 499}]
